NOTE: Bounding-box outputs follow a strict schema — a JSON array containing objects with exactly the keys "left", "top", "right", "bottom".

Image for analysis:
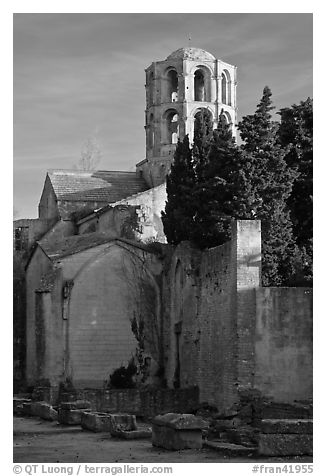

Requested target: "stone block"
[
  {"left": 22, "top": 402, "right": 32, "bottom": 416},
  {"left": 60, "top": 400, "right": 91, "bottom": 410},
  {"left": 58, "top": 407, "right": 91, "bottom": 425},
  {"left": 36, "top": 402, "right": 58, "bottom": 421},
  {"left": 81, "top": 412, "right": 113, "bottom": 432},
  {"left": 258, "top": 434, "right": 313, "bottom": 456},
  {"left": 260, "top": 419, "right": 313, "bottom": 435},
  {"left": 108, "top": 414, "right": 137, "bottom": 433},
  {"left": 13, "top": 398, "right": 31, "bottom": 416},
  {"left": 152, "top": 424, "right": 202, "bottom": 450},
  {"left": 151, "top": 413, "right": 208, "bottom": 450},
  {"left": 257, "top": 402, "right": 313, "bottom": 421}
]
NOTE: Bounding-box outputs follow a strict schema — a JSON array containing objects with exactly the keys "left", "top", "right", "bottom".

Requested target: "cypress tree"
[
  {"left": 237, "top": 86, "right": 299, "bottom": 286},
  {"left": 278, "top": 99, "right": 312, "bottom": 253},
  {"left": 161, "top": 135, "right": 195, "bottom": 244},
  {"left": 190, "top": 114, "right": 245, "bottom": 248}
]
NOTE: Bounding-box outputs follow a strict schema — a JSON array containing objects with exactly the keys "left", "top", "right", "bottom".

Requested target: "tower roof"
[{"left": 166, "top": 47, "right": 216, "bottom": 62}]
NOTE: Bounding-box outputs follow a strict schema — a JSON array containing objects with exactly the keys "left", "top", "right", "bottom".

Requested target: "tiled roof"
[
  {"left": 39, "top": 232, "right": 150, "bottom": 260},
  {"left": 48, "top": 170, "right": 149, "bottom": 203}
]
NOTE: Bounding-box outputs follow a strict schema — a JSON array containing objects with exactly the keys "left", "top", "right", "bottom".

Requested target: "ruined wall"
[
  {"left": 163, "top": 220, "right": 261, "bottom": 412},
  {"left": 163, "top": 238, "right": 239, "bottom": 411},
  {"left": 163, "top": 220, "right": 312, "bottom": 411},
  {"left": 254, "top": 287, "right": 313, "bottom": 403}
]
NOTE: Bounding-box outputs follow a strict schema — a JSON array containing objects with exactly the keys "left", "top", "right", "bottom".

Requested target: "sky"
[{"left": 13, "top": 12, "right": 313, "bottom": 219}]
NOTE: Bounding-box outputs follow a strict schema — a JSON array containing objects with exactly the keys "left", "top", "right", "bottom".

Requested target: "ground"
[{"left": 13, "top": 417, "right": 313, "bottom": 464}]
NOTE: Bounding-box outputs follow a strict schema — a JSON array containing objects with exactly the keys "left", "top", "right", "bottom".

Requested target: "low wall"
[
  {"left": 53, "top": 386, "right": 199, "bottom": 418},
  {"left": 254, "top": 287, "right": 313, "bottom": 403}
]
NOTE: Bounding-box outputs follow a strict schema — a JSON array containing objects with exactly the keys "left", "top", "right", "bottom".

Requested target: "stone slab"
[
  {"left": 81, "top": 412, "right": 113, "bottom": 432},
  {"left": 257, "top": 402, "right": 313, "bottom": 421},
  {"left": 258, "top": 433, "right": 313, "bottom": 456},
  {"left": 58, "top": 408, "right": 91, "bottom": 425},
  {"left": 152, "top": 413, "right": 209, "bottom": 430},
  {"left": 152, "top": 423, "right": 203, "bottom": 450},
  {"left": 111, "top": 428, "right": 152, "bottom": 439},
  {"left": 204, "top": 440, "right": 257, "bottom": 457},
  {"left": 260, "top": 419, "right": 313, "bottom": 434}
]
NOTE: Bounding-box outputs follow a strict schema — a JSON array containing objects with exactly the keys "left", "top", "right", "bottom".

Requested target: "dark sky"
[{"left": 13, "top": 13, "right": 313, "bottom": 218}]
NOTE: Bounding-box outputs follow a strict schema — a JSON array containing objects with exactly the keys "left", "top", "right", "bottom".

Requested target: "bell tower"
[{"left": 136, "top": 47, "right": 237, "bottom": 187}]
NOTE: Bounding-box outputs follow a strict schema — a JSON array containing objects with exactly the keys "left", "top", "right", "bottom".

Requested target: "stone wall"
[
  {"left": 25, "top": 247, "right": 54, "bottom": 385},
  {"left": 254, "top": 287, "right": 313, "bottom": 402},
  {"left": 162, "top": 221, "right": 262, "bottom": 412},
  {"left": 58, "top": 387, "right": 199, "bottom": 418},
  {"left": 163, "top": 220, "right": 312, "bottom": 411}
]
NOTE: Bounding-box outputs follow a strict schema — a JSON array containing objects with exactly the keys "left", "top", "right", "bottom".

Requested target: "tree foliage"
[
  {"left": 162, "top": 135, "right": 195, "bottom": 244},
  {"left": 162, "top": 87, "right": 312, "bottom": 287},
  {"left": 75, "top": 131, "right": 102, "bottom": 171},
  {"left": 278, "top": 98, "right": 313, "bottom": 252}
]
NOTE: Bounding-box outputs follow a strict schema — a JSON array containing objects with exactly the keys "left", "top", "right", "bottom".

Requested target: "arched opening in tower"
[
  {"left": 165, "top": 110, "right": 179, "bottom": 144},
  {"left": 167, "top": 70, "right": 178, "bottom": 102},
  {"left": 194, "top": 70, "right": 206, "bottom": 101},
  {"left": 222, "top": 70, "right": 231, "bottom": 106}
]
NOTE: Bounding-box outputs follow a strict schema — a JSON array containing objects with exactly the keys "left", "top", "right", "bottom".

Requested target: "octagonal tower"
[{"left": 136, "top": 47, "right": 237, "bottom": 187}]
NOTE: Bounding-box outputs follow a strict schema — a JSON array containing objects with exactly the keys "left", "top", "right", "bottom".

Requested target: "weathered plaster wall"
[
  {"left": 77, "top": 184, "right": 167, "bottom": 243},
  {"left": 26, "top": 247, "right": 53, "bottom": 385},
  {"left": 14, "top": 218, "right": 51, "bottom": 251},
  {"left": 39, "top": 220, "right": 76, "bottom": 248},
  {"left": 34, "top": 270, "right": 64, "bottom": 386},
  {"left": 65, "top": 243, "right": 162, "bottom": 387},
  {"left": 38, "top": 176, "right": 60, "bottom": 221},
  {"left": 58, "top": 200, "right": 108, "bottom": 220},
  {"left": 254, "top": 287, "right": 313, "bottom": 403}
]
